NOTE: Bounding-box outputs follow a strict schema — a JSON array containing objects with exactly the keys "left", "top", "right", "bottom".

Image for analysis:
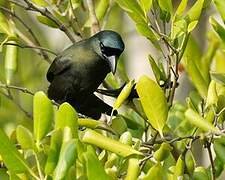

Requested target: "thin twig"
[
  {"left": 205, "top": 141, "right": 216, "bottom": 180},
  {"left": 0, "top": 90, "right": 32, "bottom": 119},
  {"left": 3, "top": 42, "right": 57, "bottom": 56},
  {"left": 0, "top": 5, "right": 51, "bottom": 63},
  {"left": 86, "top": 0, "right": 100, "bottom": 34},
  {"left": 11, "top": 0, "right": 76, "bottom": 43}
]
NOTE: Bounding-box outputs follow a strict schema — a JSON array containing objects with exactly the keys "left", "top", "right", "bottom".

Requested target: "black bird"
[{"left": 46, "top": 30, "right": 125, "bottom": 119}]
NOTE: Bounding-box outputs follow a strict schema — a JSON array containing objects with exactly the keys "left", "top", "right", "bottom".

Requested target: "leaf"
[
  {"left": 33, "top": 91, "right": 54, "bottom": 145},
  {"left": 0, "top": 129, "right": 35, "bottom": 175},
  {"left": 185, "top": 150, "right": 196, "bottom": 175},
  {"left": 119, "top": 131, "right": 132, "bottom": 146},
  {"left": 113, "top": 80, "right": 135, "bottom": 110},
  {"left": 185, "top": 0, "right": 204, "bottom": 32},
  {"left": 45, "top": 129, "right": 63, "bottom": 175},
  {"left": 142, "top": 163, "right": 164, "bottom": 180},
  {"left": 81, "top": 129, "right": 143, "bottom": 157},
  {"left": 210, "top": 17, "right": 225, "bottom": 42},
  {"left": 174, "top": 155, "right": 185, "bottom": 178},
  {"left": 125, "top": 158, "right": 140, "bottom": 180},
  {"left": 55, "top": 102, "right": 78, "bottom": 138},
  {"left": 83, "top": 146, "right": 111, "bottom": 180},
  {"left": 211, "top": 72, "right": 225, "bottom": 85},
  {"left": 158, "top": 0, "right": 173, "bottom": 15},
  {"left": 136, "top": 75, "right": 168, "bottom": 137},
  {"left": 153, "top": 142, "right": 173, "bottom": 162},
  {"left": 53, "top": 139, "right": 76, "bottom": 180},
  {"left": 4, "top": 41, "right": 18, "bottom": 84},
  {"left": 148, "top": 55, "right": 163, "bottom": 84},
  {"left": 16, "top": 125, "right": 35, "bottom": 150},
  {"left": 36, "top": 15, "right": 58, "bottom": 28},
  {"left": 0, "top": 12, "right": 12, "bottom": 35},
  {"left": 31, "top": 0, "right": 48, "bottom": 6},
  {"left": 213, "top": 0, "right": 225, "bottom": 22},
  {"left": 184, "top": 108, "right": 219, "bottom": 132},
  {"left": 136, "top": 22, "right": 160, "bottom": 49},
  {"left": 205, "top": 80, "right": 218, "bottom": 108},
  {"left": 175, "top": 0, "right": 188, "bottom": 16},
  {"left": 139, "top": 0, "right": 152, "bottom": 15},
  {"left": 115, "top": 0, "right": 145, "bottom": 22}
]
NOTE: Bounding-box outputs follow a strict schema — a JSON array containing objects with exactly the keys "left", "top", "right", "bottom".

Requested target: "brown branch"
[
  {"left": 86, "top": 0, "right": 100, "bottom": 34},
  {"left": 0, "top": 5, "right": 51, "bottom": 63},
  {"left": 3, "top": 42, "right": 57, "bottom": 56},
  {"left": 10, "top": 0, "right": 76, "bottom": 43}
]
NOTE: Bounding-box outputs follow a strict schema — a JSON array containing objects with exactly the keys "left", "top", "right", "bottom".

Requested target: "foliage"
[{"left": 0, "top": 0, "right": 225, "bottom": 179}]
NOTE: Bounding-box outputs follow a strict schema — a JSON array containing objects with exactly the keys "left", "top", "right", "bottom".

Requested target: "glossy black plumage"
[{"left": 47, "top": 30, "right": 124, "bottom": 119}]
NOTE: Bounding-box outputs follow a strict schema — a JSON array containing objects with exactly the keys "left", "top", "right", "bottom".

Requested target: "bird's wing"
[{"left": 46, "top": 56, "right": 72, "bottom": 82}]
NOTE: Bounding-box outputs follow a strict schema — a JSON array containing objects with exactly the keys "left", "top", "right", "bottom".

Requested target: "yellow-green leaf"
[
  {"left": 136, "top": 75, "right": 168, "bottom": 137},
  {"left": 213, "top": 0, "right": 225, "bottom": 22},
  {"left": 206, "top": 80, "right": 218, "bottom": 108},
  {"left": 33, "top": 91, "right": 54, "bottom": 145},
  {"left": 185, "top": 108, "right": 219, "bottom": 132},
  {"left": 113, "top": 80, "right": 135, "bottom": 110},
  {"left": 16, "top": 126, "right": 35, "bottom": 150},
  {"left": 36, "top": 15, "right": 58, "bottom": 28}
]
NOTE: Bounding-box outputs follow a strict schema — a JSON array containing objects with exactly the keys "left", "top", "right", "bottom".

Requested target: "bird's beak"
[{"left": 107, "top": 55, "right": 117, "bottom": 74}]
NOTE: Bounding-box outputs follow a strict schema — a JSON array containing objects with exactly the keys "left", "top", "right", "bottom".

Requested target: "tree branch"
[
  {"left": 86, "top": 0, "right": 100, "bottom": 34},
  {"left": 0, "top": 5, "right": 51, "bottom": 63},
  {"left": 3, "top": 42, "right": 57, "bottom": 56}
]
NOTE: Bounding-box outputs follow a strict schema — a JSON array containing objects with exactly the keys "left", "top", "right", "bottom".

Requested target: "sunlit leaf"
[
  {"left": 16, "top": 125, "right": 35, "bottom": 150},
  {"left": 33, "top": 91, "right": 54, "bottom": 145},
  {"left": 211, "top": 72, "right": 225, "bottom": 86},
  {"left": 4, "top": 41, "right": 18, "bottom": 84},
  {"left": 31, "top": 0, "right": 48, "bottom": 6},
  {"left": 185, "top": 109, "right": 219, "bottom": 132},
  {"left": 81, "top": 129, "right": 143, "bottom": 157},
  {"left": 139, "top": 0, "right": 152, "bottom": 15},
  {"left": 136, "top": 75, "right": 168, "bottom": 137},
  {"left": 55, "top": 102, "right": 78, "bottom": 138},
  {"left": 206, "top": 80, "right": 218, "bottom": 108},
  {"left": 175, "top": 0, "right": 188, "bottom": 16},
  {"left": 213, "top": 0, "right": 225, "bottom": 22},
  {"left": 210, "top": 17, "right": 225, "bottom": 42},
  {"left": 142, "top": 163, "right": 164, "bottom": 179},
  {"left": 125, "top": 158, "right": 140, "bottom": 180},
  {"left": 113, "top": 80, "right": 135, "bottom": 110}
]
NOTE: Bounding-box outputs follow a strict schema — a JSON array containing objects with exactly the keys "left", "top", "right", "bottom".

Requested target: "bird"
[{"left": 46, "top": 30, "right": 125, "bottom": 119}]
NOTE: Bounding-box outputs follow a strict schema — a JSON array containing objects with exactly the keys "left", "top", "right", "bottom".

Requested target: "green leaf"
[
  {"left": 33, "top": 91, "right": 54, "bottom": 145},
  {"left": 45, "top": 129, "right": 63, "bottom": 175},
  {"left": 206, "top": 80, "right": 218, "bottom": 108},
  {"left": 175, "top": 0, "right": 188, "bottom": 16},
  {"left": 185, "top": 0, "right": 204, "bottom": 31},
  {"left": 16, "top": 125, "right": 35, "bottom": 150},
  {"left": 213, "top": 0, "right": 225, "bottom": 22},
  {"left": 210, "top": 17, "right": 225, "bottom": 42},
  {"left": 153, "top": 142, "right": 173, "bottom": 162},
  {"left": 136, "top": 75, "right": 168, "bottom": 137},
  {"left": 119, "top": 131, "right": 132, "bottom": 146},
  {"left": 81, "top": 129, "right": 143, "bottom": 157},
  {"left": 125, "top": 158, "right": 140, "bottom": 180},
  {"left": 0, "top": 12, "right": 12, "bottom": 35},
  {"left": 184, "top": 108, "right": 219, "bottom": 132},
  {"left": 36, "top": 15, "right": 58, "bottom": 28},
  {"left": 174, "top": 155, "right": 185, "bottom": 178},
  {"left": 211, "top": 72, "right": 225, "bottom": 85},
  {"left": 158, "top": 0, "right": 173, "bottom": 17},
  {"left": 115, "top": 0, "right": 145, "bottom": 22},
  {"left": 139, "top": 0, "right": 152, "bottom": 15},
  {"left": 142, "top": 163, "right": 164, "bottom": 180},
  {"left": 113, "top": 80, "right": 135, "bottom": 110},
  {"left": 83, "top": 146, "right": 110, "bottom": 180},
  {"left": 193, "top": 167, "right": 210, "bottom": 180},
  {"left": 148, "top": 55, "right": 164, "bottom": 84},
  {"left": 185, "top": 150, "right": 196, "bottom": 175},
  {"left": 31, "top": 0, "right": 48, "bottom": 6},
  {"left": 136, "top": 22, "right": 160, "bottom": 49},
  {"left": 4, "top": 41, "right": 18, "bottom": 84},
  {"left": 55, "top": 102, "right": 78, "bottom": 138},
  {"left": 0, "top": 129, "right": 36, "bottom": 176},
  {"left": 96, "top": 0, "right": 110, "bottom": 21},
  {"left": 0, "top": 168, "right": 9, "bottom": 180},
  {"left": 53, "top": 139, "right": 76, "bottom": 180}
]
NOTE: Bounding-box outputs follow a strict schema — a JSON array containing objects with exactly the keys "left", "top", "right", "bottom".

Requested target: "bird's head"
[{"left": 91, "top": 30, "right": 125, "bottom": 74}]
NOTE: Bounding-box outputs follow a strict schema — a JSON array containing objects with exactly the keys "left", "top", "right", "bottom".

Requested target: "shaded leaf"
[
  {"left": 206, "top": 80, "right": 218, "bottom": 108},
  {"left": 210, "top": 17, "right": 225, "bottom": 42},
  {"left": 211, "top": 72, "right": 225, "bottom": 86},
  {"left": 136, "top": 75, "right": 168, "bottom": 137},
  {"left": 36, "top": 15, "right": 58, "bottom": 28},
  {"left": 83, "top": 146, "right": 110, "bottom": 180}
]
